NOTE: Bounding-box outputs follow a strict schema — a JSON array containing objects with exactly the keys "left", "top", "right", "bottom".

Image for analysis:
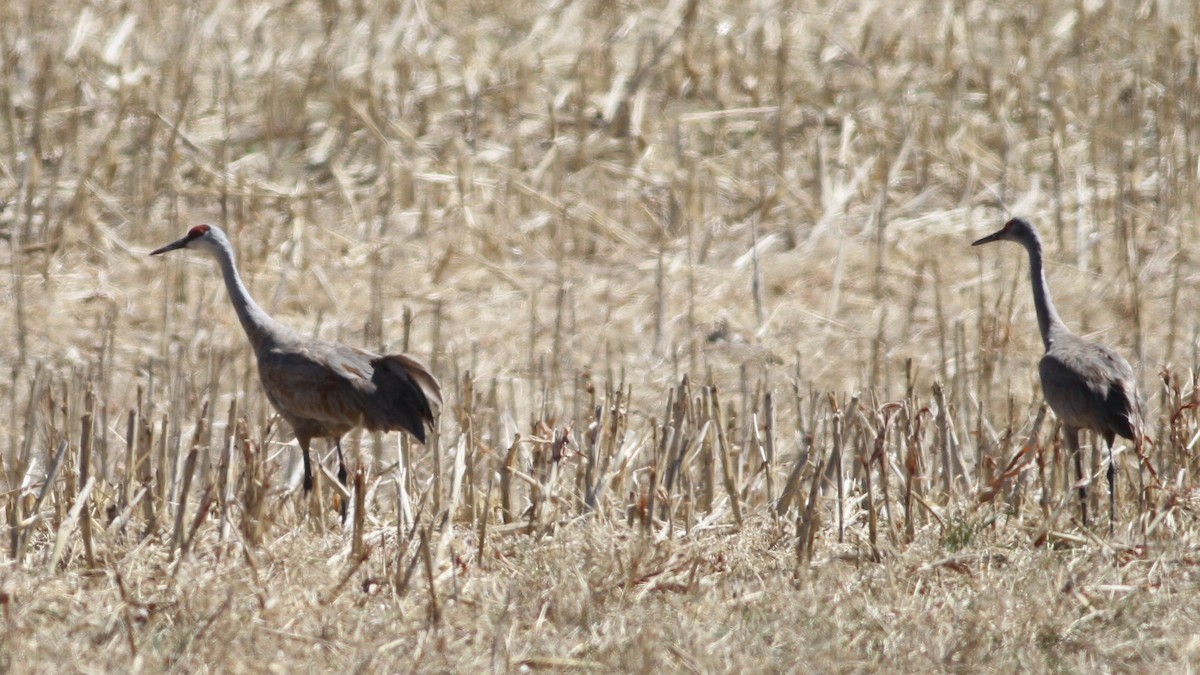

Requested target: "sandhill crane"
[
  {"left": 973, "top": 217, "right": 1142, "bottom": 528},
  {"left": 151, "top": 224, "right": 442, "bottom": 505}
]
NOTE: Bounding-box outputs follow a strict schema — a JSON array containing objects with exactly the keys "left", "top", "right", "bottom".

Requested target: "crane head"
[
  {"left": 972, "top": 218, "right": 1036, "bottom": 247},
  {"left": 150, "top": 224, "right": 218, "bottom": 256}
]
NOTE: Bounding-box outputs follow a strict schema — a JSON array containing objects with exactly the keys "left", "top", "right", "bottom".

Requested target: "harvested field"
[{"left": 4, "top": 0, "right": 1200, "bottom": 671}]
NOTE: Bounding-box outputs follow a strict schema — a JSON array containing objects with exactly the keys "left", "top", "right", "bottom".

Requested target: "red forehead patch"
[{"left": 187, "top": 224, "right": 211, "bottom": 238}]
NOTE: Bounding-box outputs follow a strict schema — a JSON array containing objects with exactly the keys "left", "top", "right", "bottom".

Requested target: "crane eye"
[{"left": 187, "top": 224, "right": 211, "bottom": 239}]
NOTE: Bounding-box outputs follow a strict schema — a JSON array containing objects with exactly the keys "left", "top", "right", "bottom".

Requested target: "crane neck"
[
  {"left": 210, "top": 241, "right": 284, "bottom": 352},
  {"left": 1023, "top": 235, "right": 1069, "bottom": 352}
]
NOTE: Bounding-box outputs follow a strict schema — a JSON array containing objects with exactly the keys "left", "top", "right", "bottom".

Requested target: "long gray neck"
[
  {"left": 210, "top": 241, "right": 285, "bottom": 352},
  {"left": 1023, "top": 233, "right": 1069, "bottom": 352}
]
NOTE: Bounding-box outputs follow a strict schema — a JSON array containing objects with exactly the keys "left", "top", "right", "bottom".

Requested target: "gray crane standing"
[
  {"left": 151, "top": 224, "right": 442, "bottom": 505},
  {"left": 973, "top": 218, "right": 1143, "bottom": 528}
]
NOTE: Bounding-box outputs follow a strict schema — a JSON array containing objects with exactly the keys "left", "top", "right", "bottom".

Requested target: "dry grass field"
[{"left": 4, "top": 0, "right": 1200, "bottom": 671}]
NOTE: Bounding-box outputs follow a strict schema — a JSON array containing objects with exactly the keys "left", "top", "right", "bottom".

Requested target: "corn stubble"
[{"left": 3, "top": 0, "right": 1200, "bottom": 671}]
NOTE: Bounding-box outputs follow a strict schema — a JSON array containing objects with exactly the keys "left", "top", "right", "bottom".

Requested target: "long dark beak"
[
  {"left": 971, "top": 230, "right": 1005, "bottom": 246},
  {"left": 150, "top": 237, "right": 190, "bottom": 256}
]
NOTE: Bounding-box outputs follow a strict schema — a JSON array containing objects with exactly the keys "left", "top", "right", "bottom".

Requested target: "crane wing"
[
  {"left": 1039, "top": 341, "right": 1140, "bottom": 441},
  {"left": 363, "top": 353, "right": 443, "bottom": 443},
  {"left": 256, "top": 343, "right": 376, "bottom": 431},
  {"left": 256, "top": 342, "right": 442, "bottom": 443}
]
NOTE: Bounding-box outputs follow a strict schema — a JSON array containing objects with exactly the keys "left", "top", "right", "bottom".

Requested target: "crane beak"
[
  {"left": 971, "top": 229, "right": 1005, "bottom": 246},
  {"left": 150, "top": 237, "right": 190, "bottom": 256}
]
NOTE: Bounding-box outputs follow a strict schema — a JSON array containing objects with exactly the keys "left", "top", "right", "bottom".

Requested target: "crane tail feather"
[{"left": 370, "top": 353, "right": 443, "bottom": 442}]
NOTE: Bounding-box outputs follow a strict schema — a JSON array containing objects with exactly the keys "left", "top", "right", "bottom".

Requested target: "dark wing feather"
[
  {"left": 1039, "top": 337, "right": 1140, "bottom": 441},
  {"left": 363, "top": 353, "right": 443, "bottom": 442}
]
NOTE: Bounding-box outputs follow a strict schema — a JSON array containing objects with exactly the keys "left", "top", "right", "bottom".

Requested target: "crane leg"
[
  {"left": 335, "top": 439, "right": 349, "bottom": 488},
  {"left": 1066, "top": 427, "right": 1088, "bottom": 527},
  {"left": 335, "top": 438, "right": 349, "bottom": 522},
  {"left": 1107, "top": 440, "right": 1116, "bottom": 533},
  {"left": 300, "top": 437, "right": 314, "bottom": 493}
]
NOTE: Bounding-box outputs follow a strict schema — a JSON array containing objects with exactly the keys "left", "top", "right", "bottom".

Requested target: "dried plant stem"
[
  {"left": 420, "top": 528, "right": 440, "bottom": 628},
  {"left": 795, "top": 443, "right": 826, "bottom": 572},
  {"left": 79, "top": 389, "right": 96, "bottom": 566},
  {"left": 171, "top": 402, "right": 208, "bottom": 562},
  {"left": 712, "top": 388, "right": 743, "bottom": 527}
]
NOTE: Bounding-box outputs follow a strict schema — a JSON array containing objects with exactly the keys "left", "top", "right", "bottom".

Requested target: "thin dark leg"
[
  {"left": 335, "top": 438, "right": 348, "bottom": 522},
  {"left": 300, "top": 437, "right": 314, "bottom": 493},
  {"left": 335, "top": 438, "right": 348, "bottom": 488},
  {"left": 1067, "top": 428, "right": 1088, "bottom": 527},
  {"left": 1107, "top": 440, "right": 1116, "bottom": 533}
]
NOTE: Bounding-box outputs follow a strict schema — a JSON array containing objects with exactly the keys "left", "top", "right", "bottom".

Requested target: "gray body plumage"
[
  {"left": 1038, "top": 339, "right": 1139, "bottom": 446},
  {"left": 152, "top": 224, "right": 442, "bottom": 494},
  {"left": 974, "top": 218, "right": 1141, "bottom": 526},
  {"left": 257, "top": 334, "right": 440, "bottom": 443}
]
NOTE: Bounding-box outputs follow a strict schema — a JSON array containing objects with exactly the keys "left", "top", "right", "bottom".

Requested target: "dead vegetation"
[{"left": 4, "top": 0, "right": 1200, "bottom": 671}]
